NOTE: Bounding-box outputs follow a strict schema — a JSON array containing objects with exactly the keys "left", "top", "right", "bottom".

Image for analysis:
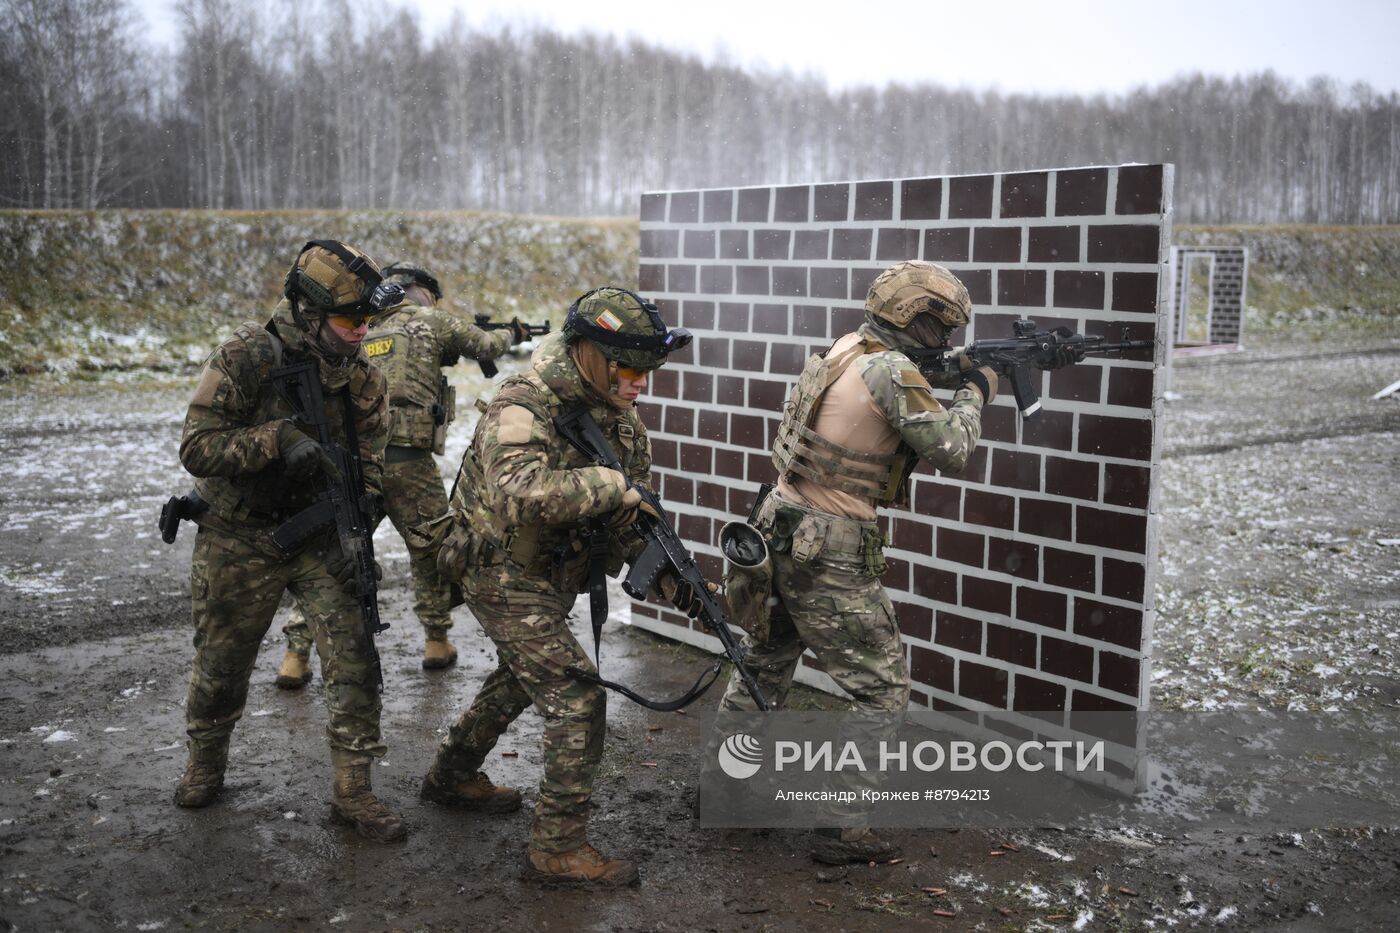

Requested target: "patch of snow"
[
  {"left": 136, "top": 922, "right": 167, "bottom": 931},
  {"left": 283, "top": 811, "right": 298, "bottom": 820},
  {"left": 152, "top": 743, "right": 180, "bottom": 752},
  {"left": 104, "top": 727, "right": 127, "bottom": 733},
  {"left": 1073, "top": 910, "right": 1095, "bottom": 931},
  {"left": 1213, "top": 905, "right": 1237, "bottom": 923},
  {"left": 43, "top": 730, "right": 76, "bottom": 744}
]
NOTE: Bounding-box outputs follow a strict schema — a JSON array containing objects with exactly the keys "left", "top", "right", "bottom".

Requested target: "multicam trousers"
[
  {"left": 719, "top": 494, "right": 911, "bottom": 714},
  {"left": 285, "top": 448, "right": 453, "bottom": 654},
  {"left": 430, "top": 573, "right": 605, "bottom": 854},
  {"left": 185, "top": 521, "right": 386, "bottom": 762}
]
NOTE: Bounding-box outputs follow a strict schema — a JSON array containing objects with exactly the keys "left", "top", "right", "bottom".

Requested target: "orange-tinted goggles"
[
  {"left": 616, "top": 365, "right": 652, "bottom": 380},
  {"left": 328, "top": 313, "right": 373, "bottom": 329}
]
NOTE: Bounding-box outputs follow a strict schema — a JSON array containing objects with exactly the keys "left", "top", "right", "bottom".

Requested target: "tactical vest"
[
  {"left": 450, "top": 369, "right": 646, "bottom": 584},
  {"left": 364, "top": 305, "right": 454, "bottom": 453},
  {"left": 192, "top": 322, "right": 362, "bottom": 524},
  {"left": 771, "top": 336, "right": 913, "bottom": 506}
]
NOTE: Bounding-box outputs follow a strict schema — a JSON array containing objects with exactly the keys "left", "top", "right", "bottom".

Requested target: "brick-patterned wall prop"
[
  {"left": 1169, "top": 246, "right": 1247, "bottom": 350},
  {"left": 634, "top": 164, "right": 1173, "bottom": 722}
]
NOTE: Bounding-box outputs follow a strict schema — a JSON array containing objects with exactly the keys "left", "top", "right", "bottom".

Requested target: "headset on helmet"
[{"left": 283, "top": 240, "right": 403, "bottom": 317}]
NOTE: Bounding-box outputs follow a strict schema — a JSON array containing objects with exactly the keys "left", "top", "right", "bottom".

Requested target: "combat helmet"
[
  {"left": 864, "top": 260, "right": 971, "bottom": 331},
  {"left": 562, "top": 287, "right": 691, "bottom": 371},
  {"left": 381, "top": 261, "right": 442, "bottom": 302},
  {"left": 283, "top": 240, "right": 403, "bottom": 319}
]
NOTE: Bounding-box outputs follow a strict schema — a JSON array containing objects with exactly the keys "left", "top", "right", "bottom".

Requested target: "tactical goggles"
[
  {"left": 328, "top": 312, "right": 374, "bottom": 329},
  {"left": 616, "top": 364, "right": 652, "bottom": 380}
]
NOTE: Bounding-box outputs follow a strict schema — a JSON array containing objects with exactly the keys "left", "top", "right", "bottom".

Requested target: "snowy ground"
[{"left": 0, "top": 331, "right": 1398, "bottom": 930}]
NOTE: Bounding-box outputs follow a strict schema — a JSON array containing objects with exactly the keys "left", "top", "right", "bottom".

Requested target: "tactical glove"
[
  {"left": 610, "top": 486, "right": 662, "bottom": 528},
  {"left": 277, "top": 422, "right": 341, "bottom": 483},
  {"left": 1036, "top": 327, "right": 1086, "bottom": 370},
  {"left": 327, "top": 549, "right": 383, "bottom": 595},
  {"left": 658, "top": 572, "right": 718, "bottom": 619},
  {"left": 962, "top": 367, "right": 998, "bottom": 403},
  {"left": 509, "top": 317, "right": 531, "bottom": 345}
]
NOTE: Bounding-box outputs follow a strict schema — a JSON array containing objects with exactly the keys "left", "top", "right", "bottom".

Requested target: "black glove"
[
  {"left": 1037, "top": 327, "right": 1086, "bottom": 370},
  {"left": 659, "top": 572, "right": 717, "bottom": 619},
  {"left": 327, "top": 549, "right": 382, "bottom": 594},
  {"left": 277, "top": 422, "right": 341, "bottom": 483}
]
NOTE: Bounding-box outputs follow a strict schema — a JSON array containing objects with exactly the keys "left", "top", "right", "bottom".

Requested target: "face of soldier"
[
  {"left": 323, "top": 312, "right": 371, "bottom": 353},
  {"left": 612, "top": 365, "right": 650, "bottom": 403}
]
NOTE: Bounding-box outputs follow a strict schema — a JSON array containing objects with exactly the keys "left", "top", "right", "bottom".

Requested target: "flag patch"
[{"left": 594, "top": 310, "right": 623, "bottom": 331}]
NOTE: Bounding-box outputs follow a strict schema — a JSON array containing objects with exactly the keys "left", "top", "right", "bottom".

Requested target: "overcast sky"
[{"left": 132, "top": 0, "right": 1400, "bottom": 97}]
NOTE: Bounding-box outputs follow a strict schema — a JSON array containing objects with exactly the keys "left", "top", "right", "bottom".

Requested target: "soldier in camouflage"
[
  {"left": 420, "top": 287, "right": 692, "bottom": 887},
  {"left": 719, "top": 260, "right": 998, "bottom": 864},
  {"left": 276, "top": 262, "right": 529, "bottom": 683},
  {"left": 173, "top": 240, "right": 406, "bottom": 843}
]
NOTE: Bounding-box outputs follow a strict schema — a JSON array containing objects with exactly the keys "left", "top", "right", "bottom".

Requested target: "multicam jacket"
[
  {"left": 179, "top": 300, "right": 389, "bottom": 527},
  {"left": 443, "top": 333, "right": 652, "bottom": 602},
  {"left": 362, "top": 301, "right": 511, "bottom": 450}
]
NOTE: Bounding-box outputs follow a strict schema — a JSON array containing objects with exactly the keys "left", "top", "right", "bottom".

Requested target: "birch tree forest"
[{"left": 3, "top": 0, "right": 1399, "bottom": 223}]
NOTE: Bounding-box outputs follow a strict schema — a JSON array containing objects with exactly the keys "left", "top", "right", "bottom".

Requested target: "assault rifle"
[
  {"left": 471, "top": 314, "right": 551, "bottom": 378},
  {"left": 903, "top": 318, "right": 1155, "bottom": 418},
  {"left": 554, "top": 406, "right": 770, "bottom": 711},
  {"left": 269, "top": 360, "right": 387, "bottom": 690}
]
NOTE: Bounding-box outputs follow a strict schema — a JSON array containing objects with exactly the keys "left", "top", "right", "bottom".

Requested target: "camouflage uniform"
[
  {"left": 181, "top": 301, "right": 389, "bottom": 763},
  {"left": 283, "top": 300, "right": 511, "bottom": 653},
  {"left": 428, "top": 332, "right": 651, "bottom": 854},
  {"left": 720, "top": 264, "right": 989, "bottom": 715}
]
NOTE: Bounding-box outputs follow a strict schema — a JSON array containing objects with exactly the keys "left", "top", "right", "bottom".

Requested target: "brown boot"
[
  {"left": 422, "top": 638, "right": 458, "bottom": 670},
  {"left": 523, "top": 843, "right": 640, "bottom": 887},
  {"left": 174, "top": 745, "right": 227, "bottom": 808},
  {"left": 810, "top": 827, "right": 900, "bottom": 865},
  {"left": 330, "top": 757, "right": 407, "bottom": 843},
  {"left": 275, "top": 651, "right": 312, "bottom": 690},
  {"left": 420, "top": 766, "right": 522, "bottom": 813}
]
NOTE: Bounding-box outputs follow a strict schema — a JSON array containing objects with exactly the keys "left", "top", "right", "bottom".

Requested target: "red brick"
[
  {"left": 974, "top": 227, "right": 1021, "bottom": 262},
  {"left": 1028, "top": 225, "right": 1079, "bottom": 262},
  {"left": 964, "top": 577, "right": 1013, "bottom": 616},
  {"left": 714, "top": 448, "right": 744, "bottom": 479},
  {"left": 1115, "top": 164, "right": 1163, "bottom": 215},
  {"left": 640, "top": 192, "right": 666, "bottom": 221},
  {"left": 1111, "top": 272, "right": 1159, "bottom": 313},
  {"left": 1018, "top": 499, "right": 1072, "bottom": 540},
  {"left": 936, "top": 528, "right": 984, "bottom": 568},
  {"left": 664, "top": 406, "right": 694, "bottom": 436},
  {"left": 896, "top": 601, "right": 932, "bottom": 641},
  {"left": 773, "top": 267, "right": 807, "bottom": 298},
  {"left": 729, "top": 414, "right": 766, "bottom": 449},
  {"left": 775, "top": 185, "right": 809, "bottom": 222},
  {"left": 814, "top": 183, "right": 850, "bottom": 222},
  {"left": 913, "top": 564, "right": 957, "bottom": 602},
  {"left": 832, "top": 228, "right": 872, "bottom": 261},
  {"left": 1013, "top": 674, "right": 1066, "bottom": 711},
  {"left": 1048, "top": 363, "right": 1103, "bottom": 403},
  {"left": 702, "top": 188, "right": 733, "bottom": 222},
  {"left": 958, "top": 660, "right": 1008, "bottom": 707},
  {"left": 854, "top": 181, "right": 893, "bottom": 220},
  {"left": 882, "top": 555, "right": 910, "bottom": 590},
  {"left": 911, "top": 646, "right": 954, "bottom": 691},
  {"left": 719, "top": 230, "right": 748, "bottom": 259},
  {"left": 1097, "top": 651, "right": 1141, "bottom": 697},
  {"left": 697, "top": 410, "right": 726, "bottom": 442},
  {"left": 680, "top": 443, "right": 711, "bottom": 474},
  {"left": 998, "top": 269, "right": 1047, "bottom": 307},
  {"left": 1076, "top": 506, "right": 1146, "bottom": 552},
  {"left": 1000, "top": 171, "right": 1048, "bottom": 218},
  {"left": 990, "top": 449, "right": 1041, "bottom": 491},
  {"left": 1077, "top": 414, "right": 1152, "bottom": 460},
  {"left": 1087, "top": 225, "right": 1160, "bottom": 264},
  {"left": 638, "top": 403, "right": 661, "bottom": 432},
  {"left": 1103, "top": 463, "right": 1151, "bottom": 510},
  {"left": 892, "top": 518, "right": 933, "bottom": 552},
  {"left": 651, "top": 438, "right": 678, "bottom": 470},
  {"left": 747, "top": 452, "right": 777, "bottom": 484},
  {"left": 1021, "top": 410, "right": 1074, "bottom": 451},
  {"left": 963, "top": 490, "right": 1015, "bottom": 530},
  {"left": 1072, "top": 597, "right": 1143, "bottom": 649},
  {"left": 810, "top": 268, "right": 847, "bottom": 300},
  {"left": 735, "top": 266, "right": 769, "bottom": 296},
  {"left": 1043, "top": 547, "right": 1095, "bottom": 592},
  {"left": 667, "top": 264, "right": 696, "bottom": 293},
  {"left": 664, "top": 474, "right": 695, "bottom": 504},
  {"left": 748, "top": 379, "right": 787, "bottom": 412},
  {"left": 989, "top": 537, "right": 1040, "bottom": 580},
  {"left": 697, "top": 481, "right": 726, "bottom": 511},
  {"left": 948, "top": 175, "right": 994, "bottom": 219},
  {"left": 715, "top": 375, "right": 745, "bottom": 406},
  {"left": 980, "top": 403, "right": 1018, "bottom": 443},
  {"left": 1107, "top": 367, "right": 1154, "bottom": 409},
  {"left": 737, "top": 187, "right": 771, "bottom": 222},
  {"left": 669, "top": 191, "right": 699, "bottom": 222},
  {"left": 683, "top": 229, "right": 715, "bottom": 259},
  {"left": 1055, "top": 168, "right": 1107, "bottom": 216},
  {"left": 1101, "top": 558, "right": 1146, "bottom": 602},
  {"left": 1053, "top": 270, "right": 1104, "bottom": 309},
  {"left": 987, "top": 622, "right": 1037, "bottom": 666},
  {"left": 896, "top": 176, "right": 939, "bottom": 219},
  {"left": 769, "top": 343, "right": 806, "bottom": 376},
  {"left": 1016, "top": 586, "right": 1067, "bottom": 629},
  {"left": 1045, "top": 455, "right": 1098, "bottom": 501},
  {"left": 754, "top": 229, "right": 791, "bottom": 260},
  {"left": 958, "top": 269, "right": 992, "bottom": 305},
  {"left": 1040, "top": 635, "right": 1093, "bottom": 682},
  {"left": 923, "top": 227, "right": 969, "bottom": 262},
  {"left": 914, "top": 481, "right": 961, "bottom": 520}
]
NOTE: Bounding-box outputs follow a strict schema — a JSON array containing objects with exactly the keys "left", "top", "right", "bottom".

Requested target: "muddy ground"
[{"left": 1, "top": 332, "right": 1398, "bottom": 932}]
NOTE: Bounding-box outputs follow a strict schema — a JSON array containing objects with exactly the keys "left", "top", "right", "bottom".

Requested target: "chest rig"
[
  {"left": 771, "top": 336, "right": 914, "bottom": 506},
  {"left": 365, "top": 306, "right": 454, "bottom": 453}
]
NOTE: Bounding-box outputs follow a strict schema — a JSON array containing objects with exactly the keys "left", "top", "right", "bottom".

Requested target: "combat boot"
[
  {"left": 522, "top": 843, "right": 640, "bottom": 887},
  {"left": 810, "top": 827, "right": 901, "bottom": 865},
  {"left": 173, "top": 745, "right": 227, "bottom": 808},
  {"left": 329, "top": 755, "right": 407, "bottom": 843},
  {"left": 419, "top": 765, "right": 522, "bottom": 813},
  {"left": 422, "top": 637, "right": 458, "bottom": 670},
  {"left": 275, "top": 650, "right": 312, "bottom": 690}
]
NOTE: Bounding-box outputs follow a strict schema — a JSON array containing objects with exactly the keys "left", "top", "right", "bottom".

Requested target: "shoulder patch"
[
  {"left": 363, "top": 336, "right": 394, "bottom": 358},
  {"left": 896, "top": 367, "right": 933, "bottom": 390},
  {"left": 497, "top": 405, "right": 535, "bottom": 445}
]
